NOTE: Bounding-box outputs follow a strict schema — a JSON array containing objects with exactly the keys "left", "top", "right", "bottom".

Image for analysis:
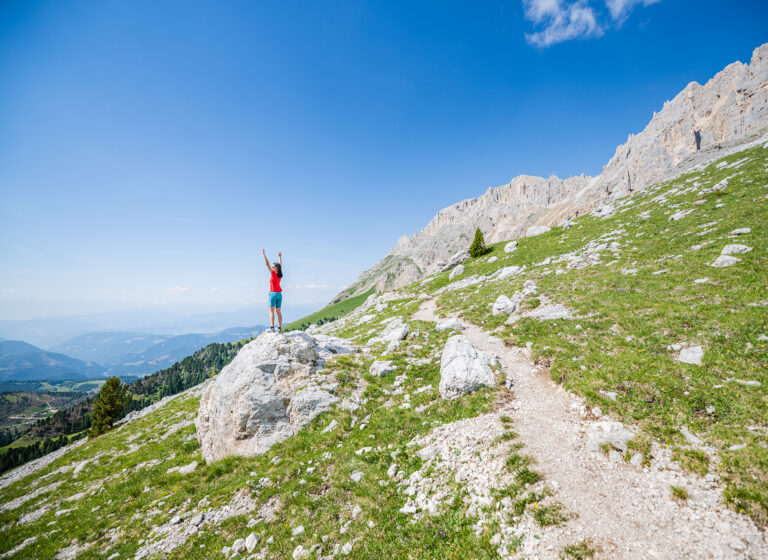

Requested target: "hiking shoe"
[{"left": 277, "top": 327, "right": 283, "bottom": 333}]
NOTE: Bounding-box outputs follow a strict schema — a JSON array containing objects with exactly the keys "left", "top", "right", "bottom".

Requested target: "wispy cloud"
[
  {"left": 523, "top": 0, "right": 661, "bottom": 47},
  {"left": 524, "top": 0, "right": 602, "bottom": 48},
  {"left": 1, "top": 288, "right": 16, "bottom": 295},
  {"left": 605, "top": 0, "right": 661, "bottom": 23},
  {"left": 167, "top": 286, "right": 189, "bottom": 292}
]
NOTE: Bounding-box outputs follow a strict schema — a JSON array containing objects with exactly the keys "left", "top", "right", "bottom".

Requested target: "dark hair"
[{"left": 273, "top": 263, "right": 283, "bottom": 278}]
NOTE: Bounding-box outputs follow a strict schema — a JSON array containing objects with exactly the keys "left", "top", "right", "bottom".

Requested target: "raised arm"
[
  {"left": 260, "top": 248, "right": 271, "bottom": 271},
  {"left": 278, "top": 251, "right": 282, "bottom": 267}
]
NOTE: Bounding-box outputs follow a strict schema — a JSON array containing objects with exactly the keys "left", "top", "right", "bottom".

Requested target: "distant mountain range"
[
  {"left": 0, "top": 304, "right": 319, "bottom": 348},
  {"left": 0, "top": 340, "right": 104, "bottom": 382},
  {"left": 0, "top": 325, "right": 266, "bottom": 382},
  {"left": 51, "top": 326, "right": 266, "bottom": 377}
]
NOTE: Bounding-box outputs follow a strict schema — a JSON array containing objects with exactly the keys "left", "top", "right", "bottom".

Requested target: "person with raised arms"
[{"left": 261, "top": 248, "right": 283, "bottom": 332}]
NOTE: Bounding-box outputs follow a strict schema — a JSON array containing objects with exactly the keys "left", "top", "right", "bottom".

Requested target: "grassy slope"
[
  {"left": 283, "top": 288, "right": 375, "bottom": 332},
  {"left": 0, "top": 144, "right": 766, "bottom": 559},
  {"left": 423, "top": 143, "right": 768, "bottom": 523}
]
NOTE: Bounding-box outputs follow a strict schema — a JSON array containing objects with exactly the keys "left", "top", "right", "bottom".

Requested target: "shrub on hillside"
[
  {"left": 87, "top": 376, "right": 130, "bottom": 438},
  {"left": 469, "top": 228, "right": 491, "bottom": 258}
]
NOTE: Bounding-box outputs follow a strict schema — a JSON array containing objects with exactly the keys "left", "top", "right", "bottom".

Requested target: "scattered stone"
[
  {"left": 341, "top": 542, "right": 353, "bottom": 555},
  {"left": 679, "top": 426, "right": 703, "bottom": 446},
  {"left": 593, "top": 204, "right": 615, "bottom": 218},
  {"left": 384, "top": 340, "right": 401, "bottom": 354},
  {"left": 245, "top": 533, "right": 260, "bottom": 552},
  {"left": 667, "top": 343, "right": 703, "bottom": 365},
  {"left": 731, "top": 228, "right": 751, "bottom": 235},
  {"left": 349, "top": 471, "right": 363, "bottom": 483},
  {"left": 504, "top": 241, "right": 518, "bottom": 253},
  {"left": 630, "top": 453, "right": 644, "bottom": 467},
  {"left": 292, "top": 525, "right": 305, "bottom": 536},
  {"left": 232, "top": 538, "right": 246, "bottom": 554},
  {"left": 438, "top": 335, "right": 495, "bottom": 399},
  {"left": 710, "top": 255, "right": 740, "bottom": 267},
  {"left": 669, "top": 209, "right": 695, "bottom": 221},
  {"left": 721, "top": 244, "right": 752, "bottom": 255},
  {"left": 292, "top": 545, "right": 310, "bottom": 560},
  {"left": 167, "top": 461, "right": 198, "bottom": 475},
  {"left": 699, "top": 178, "right": 728, "bottom": 194},
  {"left": 523, "top": 303, "right": 573, "bottom": 321},
  {"left": 436, "top": 318, "right": 464, "bottom": 332},
  {"left": 488, "top": 256, "right": 498, "bottom": 263},
  {"left": 321, "top": 419, "right": 338, "bottom": 434},
  {"left": 727, "top": 378, "right": 761, "bottom": 387},
  {"left": 586, "top": 421, "right": 634, "bottom": 453},
  {"left": 693, "top": 278, "right": 709, "bottom": 284},
  {"left": 526, "top": 225, "right": 551, "bottom": 237},
  {"left": 449, "top": 264, "right": 465, "bottom": 280},
  {"left": 491, "top": 295, "right": 516, "bottom": 316},
  {"left": 370, "top": 360, "right": 396, "bottom": 377},
  {"left": 0, "top": 536, "right": 37, "bottom": 558}
]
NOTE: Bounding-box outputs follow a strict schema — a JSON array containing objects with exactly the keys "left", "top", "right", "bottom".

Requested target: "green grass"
[
  {"left": 417, "top": 143, "right": 768, "bottom": 524},
  {"left": 1, "top": 143, "right": 767, "bottom": 558},
  {"left": 671, "top": 485, "right": 689, "bottom": 501},
  {"left": 562, "top": 539, "right": 598, "bottom": 559},
  {"left": 283, "top": 288, "right": 375, "bottom": 331}
]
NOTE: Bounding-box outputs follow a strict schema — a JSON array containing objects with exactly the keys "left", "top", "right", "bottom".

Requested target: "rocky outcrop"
[
  {"left": 337, "top": 43, "right": 768, "bottom": 299},
  {"left": 438, "top": 335, "right": 496, "bottom": 399},
  {"left": 195, "top": 331, "right": 354, "bottom": 463}
]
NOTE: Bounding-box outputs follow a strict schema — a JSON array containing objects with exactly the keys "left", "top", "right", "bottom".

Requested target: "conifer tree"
[
  {"left": 87, "top": 376, "right": 130, "bottom": 438},
  {"left": 469, "top": 227, "right": 490, "bottom": 258}
]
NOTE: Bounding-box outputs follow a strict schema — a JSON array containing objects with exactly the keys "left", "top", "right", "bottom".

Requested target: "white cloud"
[
  {"left": 0, "top": 288, "right": 16, "bottom": 295},
  {"left": 167, "top": 286, "right": 189, "bottom": 292},
  {"left": 605, "top": 0, "right": 661, "bottom": 23},
  {"left": 523, "top": 0, "right": 661, "bottom": 47},
  {"left": 524, "top": 0, "right": 603, "bottom": 47}
]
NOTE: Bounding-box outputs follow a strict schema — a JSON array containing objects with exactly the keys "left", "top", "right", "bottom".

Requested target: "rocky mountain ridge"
[{"left": 336, "top": 42, "right": 768, "bottom": 299}]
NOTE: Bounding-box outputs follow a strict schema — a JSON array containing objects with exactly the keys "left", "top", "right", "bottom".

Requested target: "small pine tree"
[
  {"left": 469, "top": 227, "right": 490, "bottom": 258},
  {"left": 87, "top": 376, "right": 130, "bottom": 438}
]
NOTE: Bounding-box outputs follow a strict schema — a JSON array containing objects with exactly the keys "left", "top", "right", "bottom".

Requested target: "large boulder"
[
  {"left": 196, "top": 332, "right": 353, "bottom": 463},
  {"left": 367, "top": 317, "right": 410, "bottom": 346},
  {"left": 439, "top": 335, "right": 495, "bottom": 399}
]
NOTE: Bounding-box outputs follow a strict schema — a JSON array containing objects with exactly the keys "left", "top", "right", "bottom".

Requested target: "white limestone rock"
[
  {"left": 586, "top": 421, "right": 634, "bottom": 453},
  {"left": 526, "top": 225, "right": 551, "bottom": 237},
  {"left": 504, "top": 241, "right": 518, "bottom": 253},
  {"left": 667, "top": 343, "right": 704, "bottom": 366},
  {"left": 491, "top": 295, "right": 516, "bottom": 316},
  {"left": 369, "top": 360, "right": 396, "bottom": 377},
  {"left": 731, "top": 228, "right": 751, "bottom": 235},
  {"left": 523, "top": 303, "right": 573, "bottom": 321},
  {"left": 196, "top": 332, "right": 352, "bottom": 463},
  {"left": 439, "top": 335, "right": 495, "bottom": 399},
  {"left": 710, "top": 255, "right": 741, "bottom": 267},
  {"left": 449, "top": 264, "right": 465, "bottom": 280},
  {"left": 375, "top": 318, "right": 410, "bottom": 344},
  {"left": 435, "top": 318, "right": 464, "bottom": 332},
  {"left": 721, "top": 244, "right": 752, "bottom": 255}
]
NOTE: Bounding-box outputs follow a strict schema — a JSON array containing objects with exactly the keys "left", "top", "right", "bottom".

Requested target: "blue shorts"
[{"left": 268, "top": 292, "right": 282, "bottom": 308}]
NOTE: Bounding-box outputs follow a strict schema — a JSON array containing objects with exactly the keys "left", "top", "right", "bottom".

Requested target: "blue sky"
[{"left": 1, "top": 0, "right": 766, "bottom": 322}]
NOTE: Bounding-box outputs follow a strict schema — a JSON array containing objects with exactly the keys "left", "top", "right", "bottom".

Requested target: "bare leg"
[
  {"left": 269, "top": 307, "right": 275, "bottom": 329},
  {"left": 276, "top": 308, "right": 282, "bottom": 329}
]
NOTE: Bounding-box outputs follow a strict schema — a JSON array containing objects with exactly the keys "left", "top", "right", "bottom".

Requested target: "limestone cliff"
[{"left": 335, "top": 43, "right": 768, "bottom": 300}]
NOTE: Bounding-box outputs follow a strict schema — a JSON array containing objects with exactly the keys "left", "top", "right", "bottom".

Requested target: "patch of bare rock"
[{"left": 196, "top": 331, "right": 355, "bottom": 463}]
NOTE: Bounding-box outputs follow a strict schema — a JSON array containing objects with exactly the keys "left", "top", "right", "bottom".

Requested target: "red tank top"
[{"left": 270, "top": 270, "right": 282, "bottom": 292}]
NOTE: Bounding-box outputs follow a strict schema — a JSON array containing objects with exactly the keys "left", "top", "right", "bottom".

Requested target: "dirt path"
[{"left": 413, "top": 299, "right": 768, "bottom": 559}]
